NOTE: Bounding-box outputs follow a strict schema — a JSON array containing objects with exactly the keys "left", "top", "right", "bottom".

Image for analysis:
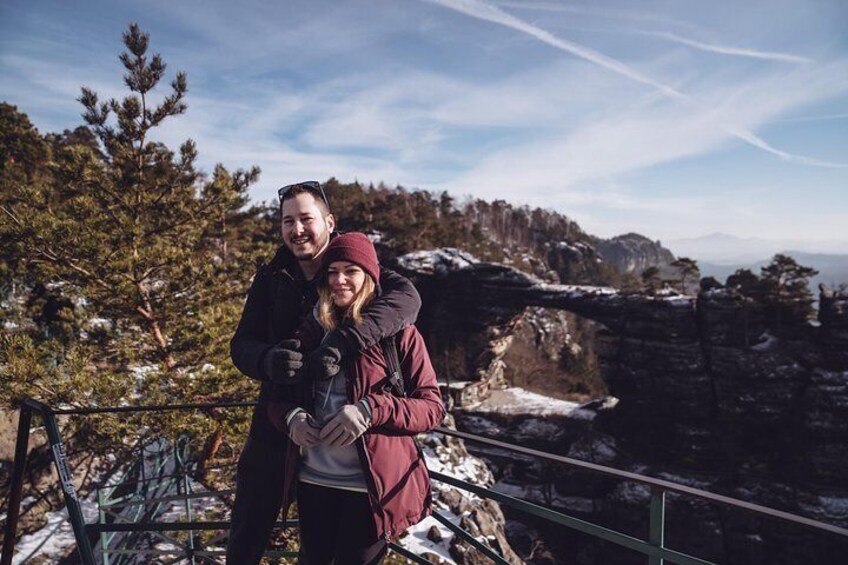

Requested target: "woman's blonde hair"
[{"left": 316, "top": 272, "right": 377, "bottom": 331}]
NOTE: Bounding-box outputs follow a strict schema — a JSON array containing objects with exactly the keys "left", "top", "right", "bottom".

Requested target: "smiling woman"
[
  {"left": 267, "top": 231, "right": 445, "bottom": 564},
  {"left": 327, "top": 261, "right": 369, "bottom": 306},
  {"left": 317, "top": 233, "right": 381, "bottom": 328}
]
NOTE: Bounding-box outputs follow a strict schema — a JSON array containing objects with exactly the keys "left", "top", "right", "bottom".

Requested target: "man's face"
[{"left": 281, "top": 192, "right": 335, "bottom": 261}]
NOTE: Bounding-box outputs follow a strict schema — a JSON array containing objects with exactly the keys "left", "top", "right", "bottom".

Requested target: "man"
[{"left": 226, "top": 181, "right": 421, "bottom": 563}]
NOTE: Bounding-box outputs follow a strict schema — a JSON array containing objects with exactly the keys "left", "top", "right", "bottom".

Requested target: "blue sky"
[{"left": 2, "top": 0, "right": 847, "bottom": 248}]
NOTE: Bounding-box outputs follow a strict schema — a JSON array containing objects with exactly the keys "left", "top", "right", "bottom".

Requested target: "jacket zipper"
[{"left": 349, "top": 360, "right": 388, "bottom": 538}]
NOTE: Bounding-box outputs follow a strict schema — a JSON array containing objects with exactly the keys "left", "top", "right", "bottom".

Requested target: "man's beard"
[{"left": 288, "top": 230, "right": 330, "bottom": 261}]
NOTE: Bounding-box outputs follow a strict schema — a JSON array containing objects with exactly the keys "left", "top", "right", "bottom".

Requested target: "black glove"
[
  {"left": 262, "top": 339, "right": 304, "bottom": 384},
  {"left": 305, "top": 331, "right": 349, "bottom": 381}
]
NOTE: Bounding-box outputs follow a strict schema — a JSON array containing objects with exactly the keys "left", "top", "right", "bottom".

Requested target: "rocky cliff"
[
  {"left": 393, "top": 248, "right": 848, "bottom": 565},
  {"left": 591, "top": 233, "right": 675, "bottom": 274}
]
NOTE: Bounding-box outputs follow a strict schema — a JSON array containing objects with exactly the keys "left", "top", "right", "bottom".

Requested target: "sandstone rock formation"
[
  {"left": 591, "top": 233, "right": 675, "bottom": 275},
  {"left": 394, "top": 249, "right": 848, "bottom": 565}
]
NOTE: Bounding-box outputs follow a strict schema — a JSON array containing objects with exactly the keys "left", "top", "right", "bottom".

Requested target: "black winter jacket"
[{"left": 230, "top": 243, "right": 421, "bottom": 443}]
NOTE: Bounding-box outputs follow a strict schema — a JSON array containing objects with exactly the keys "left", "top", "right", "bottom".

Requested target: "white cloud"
[
  {"left": 423, "top": 0, "right": 847, "bottom": 167},
  {"left": 436, "top": 55, "right": 848, "bottom": 195},
  {"left": 2, "top": 0, "right": 846, "bottom": 245}
]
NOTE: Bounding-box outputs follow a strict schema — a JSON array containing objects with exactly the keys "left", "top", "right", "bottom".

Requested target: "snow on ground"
[
  {"left": 392, "top": 432, "right": 501, "bottom": 563},
  {"left": 801, "top": 495, "right": 848, "bottom": 521},
  {"left": 6, "top": 439, "right": 218, "bottom": 564},
  {"left": 86, "top": 317, "right": 113, "bottom": 329},
  {"left": 537, "top": 282, "right": 619, "bottom": 296},
  {"left": 464, "top": 387, "right": 596, "bottom": 420},
  {"left": 750, "top": 331, "right": 778, "bottom": 351},
  {"left": 399, "top": 514, "right": 456, "bottom": 564},
  {"left": 610, "top": 480, "right": 653, "bottom": 504},
  {"left": 422, "top": 439, "right": 494, "bottom": 488},
  {"left": 655, "top": 472, "right": 716, "bottom": 491},
  {"left": 439, "top": 380, "right": 473, "bottom": 390},
  {"left": 11, "top": 498, "right": 99, "bottom": 564},
  {"left": 0, "top": 496, "right": 35, "bottom": 524},
  {"left": 648, "top": 289, "right": 696, "bottom": 306},
  {"left": 397, "top": 248, "right": 478, "bottom": 275},
  {"left": 493, "top": 482, "right": 595, "bottom": 514}
]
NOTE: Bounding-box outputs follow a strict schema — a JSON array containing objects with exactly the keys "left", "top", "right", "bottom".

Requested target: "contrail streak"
[
  {"left": 779, "top": 112, "right": 848, "bottom": 123},
  {"left": 643, "top": 31, "right": 812, "bottom": 64},
  {"left": 424, "top": 0, "right": 847, "bottom": 168}
]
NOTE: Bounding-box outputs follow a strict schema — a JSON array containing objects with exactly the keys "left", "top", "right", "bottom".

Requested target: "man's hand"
[
  {"left": 305, "top": 331, "right": 348, "bottom": 381},
  {"left": 288, "top": 411, "right": 322, "bottom": 447},
  {"left": 263, "top": 339, "right": 304, "bottom": 384},
  {"left": 319, "top": 404, "right": 370, "bottom": 447}
]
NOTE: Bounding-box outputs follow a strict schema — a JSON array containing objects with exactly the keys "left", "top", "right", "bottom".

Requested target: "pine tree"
[
  {"left": 760, "top": 253, "right": 818, "bottom": 331},
  {"left": 0, "top": 103, "right": 50, "bottom": 287},
  {"left": 0, "top": 25, "right": 268, "bottom": 462},
  {"left": 726, "top": 268, "right": 763, "bottom": 298},
  {"left": 641, "top": 266, "right": 663, "bottom": 295},
  {"left": 670, "top": 257, "right": 699, "bottom": 294},
  {"left": 725, "top": 269, "right": 766, "bottom": 346}
]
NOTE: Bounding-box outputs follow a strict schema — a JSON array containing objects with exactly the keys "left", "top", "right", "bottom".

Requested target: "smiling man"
[
  {"left": 282, "top": 185, "right": 334, "bottom": 264},
  {"left": 227, "top": 181, "right": 422, "bottom": 564}
]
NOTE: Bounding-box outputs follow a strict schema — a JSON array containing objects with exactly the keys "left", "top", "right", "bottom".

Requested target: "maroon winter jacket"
[{"left": 268, "top": 323, "right": 445, "bottom": 541}]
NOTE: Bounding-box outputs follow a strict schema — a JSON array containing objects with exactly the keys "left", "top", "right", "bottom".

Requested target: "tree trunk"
[{"left": 195, "top": 425, "right": 224, "bottom": 481}]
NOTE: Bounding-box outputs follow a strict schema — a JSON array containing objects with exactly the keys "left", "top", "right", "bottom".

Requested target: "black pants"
[
  {"left": 297, "top": 481, "right": 388, "bottom": 565},
  {"left": 226, "top": 437, "right": 287, "bottom": 564}
]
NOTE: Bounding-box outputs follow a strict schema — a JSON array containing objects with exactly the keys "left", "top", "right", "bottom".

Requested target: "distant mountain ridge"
[
  {"left": 669, "top": 232, "right": 848, "bottom": 263},
  {"left": 699, "top": 251, "right": 848, "bottom": 291}
]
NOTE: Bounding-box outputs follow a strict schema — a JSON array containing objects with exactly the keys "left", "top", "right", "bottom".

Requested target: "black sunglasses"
[{"left": 277, "top": 181, "right": 330, "bottom": 209}]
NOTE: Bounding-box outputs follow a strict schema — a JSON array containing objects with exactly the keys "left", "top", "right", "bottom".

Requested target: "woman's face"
[{"left": 327, "top": 260, "right": 366, "bottom": 308}]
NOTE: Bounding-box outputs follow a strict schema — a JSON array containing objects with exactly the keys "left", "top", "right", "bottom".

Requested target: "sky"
[{"left": 2, "top": 0, "right": 847, "bottom": 249}]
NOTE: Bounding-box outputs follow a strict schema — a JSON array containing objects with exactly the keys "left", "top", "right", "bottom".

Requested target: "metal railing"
[{"left": 3, "top": 399, "right": 847, "bottom": 565}]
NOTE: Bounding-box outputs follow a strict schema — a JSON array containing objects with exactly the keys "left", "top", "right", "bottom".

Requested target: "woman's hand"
[
  {"left": 319, "top": 404, "right": 370, "bottom": 447},
  {"left": 288, "top": 411, "right": 322, "bottom": 447}
]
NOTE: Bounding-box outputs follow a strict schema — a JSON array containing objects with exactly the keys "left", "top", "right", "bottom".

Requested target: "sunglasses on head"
[{"left": 277, "top": 181, "right": 330, "bottom": 208}]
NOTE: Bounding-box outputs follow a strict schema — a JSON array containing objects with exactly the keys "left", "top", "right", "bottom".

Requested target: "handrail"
[
  {"left": 51, "top": 400, "right": 256, "bottom": 415},
  {"left": 3, "top": 399, "right": 847, "bottom": 565},
  {"left": 431, "top": 471, "right": 714, "bottom": 565},
  {"left": 434, "top": 426, "right": 848, "bottom": 538}
]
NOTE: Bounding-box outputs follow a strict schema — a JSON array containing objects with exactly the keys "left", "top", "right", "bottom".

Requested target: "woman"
[{"left": 268, "top": 232, "right": 445, "bottom": 565}]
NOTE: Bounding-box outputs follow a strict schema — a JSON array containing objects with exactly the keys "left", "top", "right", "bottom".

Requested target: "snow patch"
[
  {"left": 536, "top": 283, "right": 618, "bottom": 296},
  {"left": 493, "top": 482, "right": 595, "bottom": 513},
  {"left": 11, "top": 498, "right": 99, "bottom": 564},
  {"left": 398, "top": 514, "right": 456, "bottom": 563},
  {"left": 465, "top": 387, "right": 596, "bottom": 420},
  {"left": 750, "top": 332, "right": 778, "bottom": 351},
  {"left": 611, "top": 481, "right": 652, "bottom": 504},
  {"left": 397, "top": 248, "right": 478, "bottom": 275},
  {"left": 803, "top": 495, "right": 848, "bottom": 520}
]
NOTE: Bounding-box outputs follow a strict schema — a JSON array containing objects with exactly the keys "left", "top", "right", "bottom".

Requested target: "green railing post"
[
  {"left": 1, "top": 405, "right": 33, "bottom": 565},
  {"left": 22, "top": 399, "right": 97, "bottom": 565},
  {"left": 97, "top": 486, "right": 110, "bottom": 565},
  {"left": 182, "top": 470, "right": 196, "bottom": 564},
  {"left": 649, "top": 487, "right": 666, "bottom": 565}
]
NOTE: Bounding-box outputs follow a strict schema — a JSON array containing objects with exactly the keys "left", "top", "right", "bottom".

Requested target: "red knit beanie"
[{"left": 322, "top": 232, "right": 380, "bottom": 289}]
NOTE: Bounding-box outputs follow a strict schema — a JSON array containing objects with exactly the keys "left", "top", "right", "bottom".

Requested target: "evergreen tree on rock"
[
  {"left": 1, "top": 24, "right": 269, "bottom": 465},
  {"left": 760, "top": 253, "right": 818, "bottom": 332},
  {"left": 670, "top": 257, "right": 700, "bottom": 294}
]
